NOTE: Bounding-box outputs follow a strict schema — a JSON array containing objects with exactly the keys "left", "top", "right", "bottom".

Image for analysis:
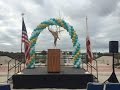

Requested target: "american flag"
[
  {"left": 86, "top": 17, "right": 93, "bottom": 63},
  {"left": 22, "top": 18, "right": 30, "bottom": 64}
]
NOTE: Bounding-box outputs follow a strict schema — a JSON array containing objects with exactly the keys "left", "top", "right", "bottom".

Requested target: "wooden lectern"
[{"left": 48, "top": 49, "right": 60, "bottom": 73}]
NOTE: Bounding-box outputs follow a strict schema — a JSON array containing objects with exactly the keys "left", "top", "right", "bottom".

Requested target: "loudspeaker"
[{"left": 109, "top": 41, "right": 119, "bottom": 53}]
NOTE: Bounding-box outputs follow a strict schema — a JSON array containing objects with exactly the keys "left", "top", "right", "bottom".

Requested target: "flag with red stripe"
[
  {"left": 22, "top": 18, "right": 30, "bottom": 64},
  {"left": 86, "top": 34, "right": 93, "bottom": 63}
]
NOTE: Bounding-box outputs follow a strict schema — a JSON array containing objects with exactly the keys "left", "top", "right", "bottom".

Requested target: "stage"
[{"left": 12, "top": 66, "right": 94, "bottom": 89}]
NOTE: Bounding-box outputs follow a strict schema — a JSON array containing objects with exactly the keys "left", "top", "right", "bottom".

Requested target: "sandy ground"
[{"left": 0, "top": 56, "right": 120, "bottom": 90}]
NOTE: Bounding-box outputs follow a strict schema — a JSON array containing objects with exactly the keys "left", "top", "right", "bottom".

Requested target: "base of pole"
[{"left": 104, "top": 72, "right": 119, "bottom": 83}]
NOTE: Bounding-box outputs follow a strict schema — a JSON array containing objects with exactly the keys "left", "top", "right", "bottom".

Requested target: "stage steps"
[
  {"left": 7, "top": 58, "right": 25, "bottom": 83},
  {"left": 81, "top": 59, "right": 99, "bottom": 82}
]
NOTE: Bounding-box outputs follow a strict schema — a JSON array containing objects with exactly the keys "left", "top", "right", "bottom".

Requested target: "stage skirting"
[{"left": 13, "top": 74, "right": 93, "bottom": 89}]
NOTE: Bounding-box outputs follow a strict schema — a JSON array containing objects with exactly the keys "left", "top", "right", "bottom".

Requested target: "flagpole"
[
  {"left": 21, "top": 13, "right": 25, "bottom": 68},
  {"left": 85, "top": 16, "right": 89, "bottom": 71},
  {"left": 86, "top": 16, "right": 88, "bottom": 63},
  {"left": 86, "top": 16, "right": 88, "bottom": 36},
  {"left": 86, "top": 16, "right": 93, "bottom": 64},
  {"left": 21, "top": 13, "right": 24, "bottom": 54}
]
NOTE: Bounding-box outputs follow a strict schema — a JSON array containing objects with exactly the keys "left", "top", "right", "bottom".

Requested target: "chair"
[
  {"left": 106, "top": 83, "right": 120, "bottom": 90},
  {"left": 87, "top": 82, "right": 104, "bottom": 90},
  {"left": 0, "top": 84, "right": 11, "bottom": 90}
]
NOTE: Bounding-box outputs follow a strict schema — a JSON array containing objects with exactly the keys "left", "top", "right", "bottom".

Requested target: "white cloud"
[
  {"left": 1, "top": 42, "right": 12, "bottom": 46},
  {"left": 0, "top": 0, "right": 120, "bottom": 52}
]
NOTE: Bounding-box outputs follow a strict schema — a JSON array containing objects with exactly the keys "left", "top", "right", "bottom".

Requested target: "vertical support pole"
[
  {"left": 113, "top": 53, "right": 115, "bottom": 73},
  {"left": 15, "top": 59, "right": 16, "bottom": 73},
  {"left": 7, "top": 61, "right": 9, "bottom": 83}
]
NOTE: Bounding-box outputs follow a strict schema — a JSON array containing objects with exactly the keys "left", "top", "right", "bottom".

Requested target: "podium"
[{"left": 48, "top": 49, "right": 60, "bottom": 73}]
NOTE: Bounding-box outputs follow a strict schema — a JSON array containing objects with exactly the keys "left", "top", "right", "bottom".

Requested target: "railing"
[
  {"left": 7, "top": 59, "right": 25, "bottom": 83},
  {"left": 81, "top": 59, "right": 98, "bottom": 82},
  {"left": 34, "top": 57, "right": 73, "bottom": 67},
  {"left": 6, "top": 54, "right": 98, "bottom": 82}
]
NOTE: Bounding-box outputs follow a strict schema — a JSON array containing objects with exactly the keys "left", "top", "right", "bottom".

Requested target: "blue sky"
[{"left": 0, "top": 0, "right": 120, "bottom": 52}]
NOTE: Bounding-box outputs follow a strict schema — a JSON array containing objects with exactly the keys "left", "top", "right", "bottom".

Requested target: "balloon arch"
[{"left": 27, "top": 18, "right": 81, "bottom": 68}]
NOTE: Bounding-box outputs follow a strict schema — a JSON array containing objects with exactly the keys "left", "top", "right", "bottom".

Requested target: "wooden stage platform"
[{"left": 12, "top": 66, "right": 94, "bottom": 89}]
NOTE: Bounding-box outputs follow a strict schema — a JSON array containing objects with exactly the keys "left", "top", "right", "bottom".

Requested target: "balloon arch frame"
[{"left": 27, "top": 18, "right": 81, "bottom": 68}]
